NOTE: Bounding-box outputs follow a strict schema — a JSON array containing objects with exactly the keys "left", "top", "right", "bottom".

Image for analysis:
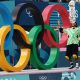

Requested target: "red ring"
[{"left": 42, "top": 4, "right": 71, "bottom": 48}]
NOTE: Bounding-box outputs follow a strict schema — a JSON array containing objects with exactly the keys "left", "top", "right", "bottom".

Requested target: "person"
[{"left": 58, "top": 21, "right": 80, "bottom": 69}]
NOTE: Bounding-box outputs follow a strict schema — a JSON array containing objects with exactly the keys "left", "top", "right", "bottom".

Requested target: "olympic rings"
[
  {"left": 39, "top": 76, "right": 47, "bottom": 80},
  {"left": 42, "top": 4, "right": 71, "bottom": 48},
  {"left": 0, "top": 25, "right": 30, "bottom": 72},
  {"left": 0, "top": 3, "right": 71, "bottom": 72}
]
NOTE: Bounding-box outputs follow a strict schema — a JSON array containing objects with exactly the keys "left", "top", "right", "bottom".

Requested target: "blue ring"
[{"left": 0, "top": 3, "right": 13, "bottom": 49}]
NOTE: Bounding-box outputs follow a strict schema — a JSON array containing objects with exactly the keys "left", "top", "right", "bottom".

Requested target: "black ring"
[
  {"left": 12, "top": 3, "right": 44, "bottom": 48},
  {"left": 12, "top": 2, "right": 44, "bottom": 30}
]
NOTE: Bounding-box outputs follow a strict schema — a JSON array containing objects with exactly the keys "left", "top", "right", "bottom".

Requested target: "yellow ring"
[{"left": 0, "top": 24, "right": 30, "bottom": 72}]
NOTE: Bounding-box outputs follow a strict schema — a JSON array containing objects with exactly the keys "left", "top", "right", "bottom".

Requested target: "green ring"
[{"left": 28, "top": 24, "right": 59, "bottom": 69}]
